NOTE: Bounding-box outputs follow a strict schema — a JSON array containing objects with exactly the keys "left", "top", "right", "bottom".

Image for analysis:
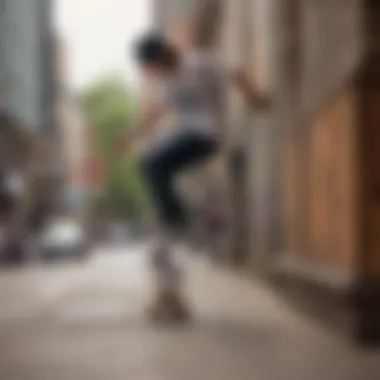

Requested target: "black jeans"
[{"left": 139, "top": 130, "right": 218, "bottom": 231}]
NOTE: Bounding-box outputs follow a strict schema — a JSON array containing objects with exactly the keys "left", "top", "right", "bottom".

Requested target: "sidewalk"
[{"left": 0, "top": 245, "right": 379, "bottom": 380}]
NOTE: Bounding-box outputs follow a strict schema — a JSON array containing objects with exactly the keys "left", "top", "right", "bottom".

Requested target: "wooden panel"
[
  {"left": 308, "top": 89, "right": 356, "bottom": 268},
  {"left": 283, "top": 87, "right": 357, "bottom": 269},
  {"left": 308, "top": 104, "right": 331, "bottom": 262},
  {"left": 329, "top": 90, "right": 357, "bottom": 268}
]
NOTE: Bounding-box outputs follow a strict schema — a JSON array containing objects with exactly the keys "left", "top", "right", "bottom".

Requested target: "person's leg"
[
  {"left": 145, "top": 225, "right": 190, "bottom": 322},
  {"left": 139, "top": 130, "right": 217, "bottom": 230},
  {"left": 139, "top": 130, "right": 217, "bottom": 321}
]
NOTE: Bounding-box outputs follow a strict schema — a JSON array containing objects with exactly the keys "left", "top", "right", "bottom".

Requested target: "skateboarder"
[{"left": 119, "top": 31, "right": 270, "bottom": 322}]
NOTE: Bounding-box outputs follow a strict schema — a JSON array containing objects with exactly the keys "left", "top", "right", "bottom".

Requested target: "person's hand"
[
  {"left": 234, "top": 69, "right": 272, "bottom": 111},
  {"left": 253, "top": 92, "right": 272, "bottom": 110}
]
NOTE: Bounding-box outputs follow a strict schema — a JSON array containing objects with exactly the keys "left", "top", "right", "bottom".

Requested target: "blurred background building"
[
  {"left": 0, "top": 0, "right": 55, "bottom": 132},
  {"left": 0, "top": 0, "right": 59, "bottom": 261},
  {"left": 152, "top": 0, "right": 380, "bottom": 344},
  {"left": 0, "top": 0, "right": 90, "bottom": 262}
]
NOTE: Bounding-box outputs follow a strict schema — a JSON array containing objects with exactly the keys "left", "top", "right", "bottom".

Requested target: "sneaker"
[{"left": 145, "top": 291, "right": 191, "bottom": 324}]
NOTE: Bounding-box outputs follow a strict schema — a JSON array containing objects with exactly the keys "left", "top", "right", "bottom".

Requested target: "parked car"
[{"left": 39, "top": 218, "right": 89, "bottom": 260}]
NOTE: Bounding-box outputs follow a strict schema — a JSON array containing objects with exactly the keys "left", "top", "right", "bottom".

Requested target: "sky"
[{"left": 54, "top": 0, "right": 151, "bottom": 89}]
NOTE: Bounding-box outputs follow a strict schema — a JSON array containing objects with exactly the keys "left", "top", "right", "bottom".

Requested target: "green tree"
[{"left": 79, "top": 73, "right": 150, "bottom": 219}]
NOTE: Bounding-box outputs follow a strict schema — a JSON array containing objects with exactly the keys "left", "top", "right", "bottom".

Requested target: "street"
[{"left": 0, "top": 244, "right": 379, "bottom": 380}]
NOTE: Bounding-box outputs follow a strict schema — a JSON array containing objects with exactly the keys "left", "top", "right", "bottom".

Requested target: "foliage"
[{"left": 79, "top": 73, "right": 150, "bottom": 219}]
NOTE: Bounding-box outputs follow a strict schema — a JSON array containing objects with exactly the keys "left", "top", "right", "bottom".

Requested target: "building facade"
[
  {"left": 0, "top": 0, "right": 54, "bottom": 133},
  {"left": 153, "top": 0, "right": 380, "bottom": 344},
  {"left": 0, "top": 0, "right": 58, "bottom": 259}
]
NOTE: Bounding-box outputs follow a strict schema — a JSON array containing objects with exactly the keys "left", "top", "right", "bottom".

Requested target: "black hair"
[{"left": 134, "top": 32, "right": 174, "bottom": 65}]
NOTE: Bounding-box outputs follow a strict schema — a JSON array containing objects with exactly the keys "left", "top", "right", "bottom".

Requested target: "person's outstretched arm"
[
  {"left": 118, "top": 73, "right": 167, "bottom": 153},
  {"left": 232, "top": 69, "right": 271, "bottom": 111},
  {"left": 117, "top": 104, "right": 165, "bottom": 153}
]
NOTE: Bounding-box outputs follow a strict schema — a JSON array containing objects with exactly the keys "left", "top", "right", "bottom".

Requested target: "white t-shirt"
[{"left": 153, "top": 50, "right": 231, "bottom": 137}]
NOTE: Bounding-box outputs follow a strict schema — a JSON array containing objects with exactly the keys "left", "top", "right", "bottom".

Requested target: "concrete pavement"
[{"left": 0, "top": 245, "right": 379, "bottom": 380}]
